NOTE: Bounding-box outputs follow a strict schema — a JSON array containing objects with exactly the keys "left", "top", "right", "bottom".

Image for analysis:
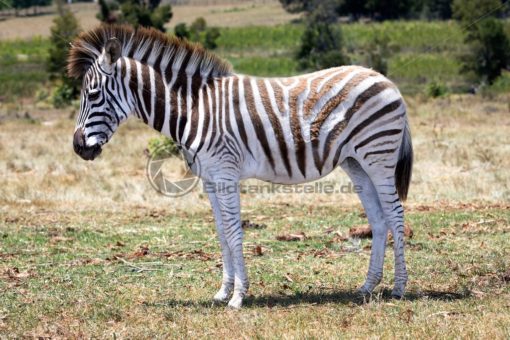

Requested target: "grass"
[
  {"left": 0, "top": 38, "right": 49, "bottom": 99},
  {"left": 0, "top": 90, "right": 509, "bottom": 336},
  {"left": 0, "top": 19, "right": 471, "bottom": 100},
  {"left": 1, "top": 204, "right": 509, "bottom": 337}
]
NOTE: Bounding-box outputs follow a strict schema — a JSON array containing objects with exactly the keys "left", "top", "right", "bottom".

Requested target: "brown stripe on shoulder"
[
  {"left": 302, "top": 67, "right": 354, "bottom": 119},
  {"left": 244, "top": 78, "right": 276, "bottom": 172},
  {"left": 268, "top": 79, "right": 287, "bottom": 115},
  {"left": 288, "top": 78, "right": 308, "bottom": 178},
  {"left": 258, "top": 79, "right": 292, "bottom": 177}
]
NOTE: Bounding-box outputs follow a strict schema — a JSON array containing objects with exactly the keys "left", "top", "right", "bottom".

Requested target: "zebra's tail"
[{"left": 395, "top": 120, "right": 413, "bottom": 201}]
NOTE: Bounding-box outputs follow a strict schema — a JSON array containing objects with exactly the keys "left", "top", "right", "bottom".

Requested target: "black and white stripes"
[{"left": 69, "top": 25, "right": 413, "bottom": 308}]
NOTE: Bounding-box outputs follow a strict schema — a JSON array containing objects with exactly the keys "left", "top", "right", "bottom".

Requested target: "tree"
[
  {"left": 97, "top": 0, "right": 118, "bottom": 23},
  {"left": 173, "top": 17, "right": 221, "bottom": 50},
  {"left": 97, "top": 0, "right": 172, "bottom": 32},
  {"left": 365, "top": 0, "right": 413, "bottom": 20},
  {"left": 452, "top": 0, "right": 503, "bottom": 23},
  {"left": 280, "top": 0, "right": 349, "bottom": 70},
  {"left": 460, "top": 18, "right": 510, "bottom": 84},
  {"left": 174, "top": 23, "right": 190, "bottom": 40},
  {"left": 426, "top": 0, "right": 453, "bottom": 19},
  {"left": 0, "top": 0, "right": 12, "bottom": 11},
  {"left": 453, "top": 0, "right": 510, "bottom": 84},
  {"left": 47, "top": 0, "right": 81, "bottom": 106}
]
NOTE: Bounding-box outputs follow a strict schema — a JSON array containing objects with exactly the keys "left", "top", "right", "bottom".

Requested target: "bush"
[
  {"left": 47, "top": 1, "right": 81, "bottom": 107},
  {"left": 51, "top": 82, "right": 76, "bottom": 108},
  {"left": 173, "top": 18, "right": 221, "bottom": 50},
  {"left": 297, "top": 22, "right": 349, "bottom": 70},
  {"left": 462, "top": 18, "right": 510, "bottom": 85},
  {"left": 426, "top": 80, "right": 448, "bottom": 98},
  {"left": 147, "top": 136, "right": 180, "bottom": 160},
  {"left": 362, "top": 32, "right": 397, "bottom": 75},
  {"left": 174, "top": 23, "right": 190, "bottom": 40},
  {"left": 97, "top": 0, "right": 173, "bottom": 32}
]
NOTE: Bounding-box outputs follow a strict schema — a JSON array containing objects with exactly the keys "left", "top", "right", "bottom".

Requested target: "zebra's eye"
[{"left": 87, "top": 89, "right": 100, "bottom": 101}]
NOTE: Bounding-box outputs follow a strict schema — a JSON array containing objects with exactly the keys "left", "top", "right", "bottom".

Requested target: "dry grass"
[
  {"left": 0, "top": 94, "right": 508, "bottom": 212},
  {"left": 0, "top": 1, "right": 298, "bottom": 40}
]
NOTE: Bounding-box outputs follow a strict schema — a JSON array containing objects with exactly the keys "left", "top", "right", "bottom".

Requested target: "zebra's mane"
[{"left": 67, "top": 25, "right": 233, "bottom": 79}]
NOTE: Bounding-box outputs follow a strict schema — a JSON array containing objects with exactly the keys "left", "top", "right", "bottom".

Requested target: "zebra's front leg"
[
  {"left": 208, "top": 191, "right": 235, "bottom": 302},
  {"left": 211, "top": 180, "right": 248, "bottom": 309}
]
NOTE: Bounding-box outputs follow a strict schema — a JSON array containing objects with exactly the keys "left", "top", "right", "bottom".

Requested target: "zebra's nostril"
[{"left": 73, "top": 128, "right": 86, "bottom": 154}]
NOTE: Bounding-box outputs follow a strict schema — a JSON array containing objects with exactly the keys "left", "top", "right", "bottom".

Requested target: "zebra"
[{"left": 68, "top": 25, "right": 413, "bottom": 309}]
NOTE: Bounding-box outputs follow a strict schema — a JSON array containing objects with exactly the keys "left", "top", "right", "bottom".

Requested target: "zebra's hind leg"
[
  {"left": 341, "top": 157, "right": 388, "bottom": 296},
  {"left": 363, "top": 163, "right": 409, "bottom": 299},
  {"left": 207, "top": 191, "right": 235, "bottom": 303}
]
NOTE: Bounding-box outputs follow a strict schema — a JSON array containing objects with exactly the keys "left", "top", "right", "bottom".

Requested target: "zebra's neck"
[{"left": 121, "top": 57, "right": 213, "bottom": 148}]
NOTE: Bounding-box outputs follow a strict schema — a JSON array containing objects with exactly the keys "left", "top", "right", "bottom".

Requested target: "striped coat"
[{"left": 69, "top": 26, "right": 413, "bottom": 308}]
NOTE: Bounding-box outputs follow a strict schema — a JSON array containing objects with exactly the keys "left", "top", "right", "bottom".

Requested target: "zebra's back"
[{"left": 223, "top": 66, "right": 406, "bottom": 185}]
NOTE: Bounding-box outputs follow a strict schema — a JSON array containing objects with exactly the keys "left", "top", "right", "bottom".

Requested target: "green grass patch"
[
  {"left": 0, "top": 20, "right": 491, "bottom": 99},
  {"left": 0, "top": 205, "right": 509, "bottom": 337},
  {"left": 0, "top": 37, "right": 49, "bottom": 99}
]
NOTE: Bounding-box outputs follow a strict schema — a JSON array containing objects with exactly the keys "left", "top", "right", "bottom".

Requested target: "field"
[
  {"left": 1, "top": 0, "right": 510, "bottom": 338},
  {"left": 1, "top": 93, "right": 509, "bottom": 337}
]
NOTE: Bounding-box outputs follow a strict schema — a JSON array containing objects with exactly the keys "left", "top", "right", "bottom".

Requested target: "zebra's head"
[{"left": 73, "top": 38, "right": 130, "bottom": 161}]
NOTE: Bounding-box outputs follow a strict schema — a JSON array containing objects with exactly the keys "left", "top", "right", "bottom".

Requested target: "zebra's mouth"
[
  {"left": 73, "top": 128, "right": 103, "bottom": 161},
  {"left": 78, "top": 144, "right": 102, "bottom": 161}
]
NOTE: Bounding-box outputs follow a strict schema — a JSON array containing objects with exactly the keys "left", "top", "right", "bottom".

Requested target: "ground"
[
  {"left": 0, "top": 94, "right": 509, "bottom": 337},
  {"left": 1, "top": 0, "right": 510, "bottom": 337}
]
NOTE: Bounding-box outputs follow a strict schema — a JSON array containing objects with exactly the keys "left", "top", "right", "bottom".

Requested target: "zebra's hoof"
[
  {"left": 357, "top": 286, "right": 372, "bottom": 298},
  {"left": 227, "top": 294, "right": 243, "bottom": 309},
  {"left": 213, "top": 289, "right": 231, "bottom": 303},
  {"left": 391, "top": 288, "right": 405, "bottom": 299}
]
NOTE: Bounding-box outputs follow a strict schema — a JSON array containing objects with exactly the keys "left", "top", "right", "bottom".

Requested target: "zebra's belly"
[{"left": 241, "top": 157, "right": 338, "bottom": 185}]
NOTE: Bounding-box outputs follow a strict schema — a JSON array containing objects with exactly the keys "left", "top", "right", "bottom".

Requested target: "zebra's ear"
[{"left": 103, "top": 37, "right": 121, "bottom": 66}]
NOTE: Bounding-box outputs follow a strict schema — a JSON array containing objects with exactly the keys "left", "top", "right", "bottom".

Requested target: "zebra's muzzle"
[{"left": 73, "top": 128, "right": 102, "bottom": 161}]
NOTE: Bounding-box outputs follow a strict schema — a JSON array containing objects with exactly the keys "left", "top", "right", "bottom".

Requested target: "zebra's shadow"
[{"left": 144, "top": 289, "right": 469, "bottom": 310}]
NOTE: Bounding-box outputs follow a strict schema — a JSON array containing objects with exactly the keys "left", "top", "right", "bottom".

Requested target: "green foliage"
[
  {"left": 453, "top": 0, "right": 510, "bottom": 85},
  {"left": 97, "top": 0, "right": 118, "bottom": 23},
  {"left": 173, "top": 18, "right": 221, "bottom": 50},
  {"left": 361, "top": 32, "right": 397, "bottom": 75},
  {"left": 426, "top": 80, "right": 448, "bottom": 97},
  {"left": 462, "top": 18, "right": 510, "bottom": 84},
  {"left": 279, "top": 0, "right": 451, "bottom": 20},
  {"left": 365, "top": 0, "right": 413, "bottom": 20},
  {"left": 0, "top": 0, "right": 12, "bottom": 10},
  {"left": 51, "top": 82, "right": 76, "bottom": 108},
  {"left": 419, "top": 0, "right": 453, "bottom": 19},
  {"left": 174, "top": 23, "right": 190, "bottom": 40},
  {"left": 47, "top": 2, "right": 81, "bottom": 107},
  {"left": 0, "top": 38, "right": 49, "bottom": 100},
  {"left": 452, "top": 0, "right": 503, "bottom": 23},
  {"left": 297, "top": 21, "right": 349, "bottom": 71},
  {"left": 147, "top": 136, "right": 180, "bottom": 159},
  {"left": 97, "top": 0, "right": 173, "bottom": 32}
]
